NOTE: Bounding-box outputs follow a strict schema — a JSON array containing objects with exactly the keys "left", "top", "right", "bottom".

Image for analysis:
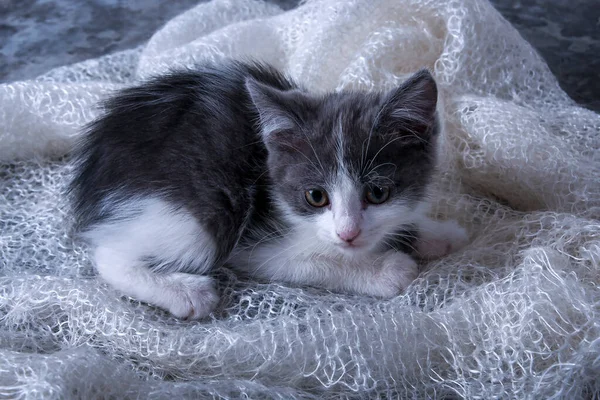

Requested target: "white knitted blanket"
[{"left": 1, "top": 0, "right": 599, "bottom": 398}]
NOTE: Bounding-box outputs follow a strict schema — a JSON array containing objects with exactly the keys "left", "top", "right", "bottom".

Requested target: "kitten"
[{"left": 70, "top": 61, "right": 468, "bottom": 319}]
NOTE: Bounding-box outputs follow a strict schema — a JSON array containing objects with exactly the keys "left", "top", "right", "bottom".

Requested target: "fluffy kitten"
[{"left": 70, "top": 61, "right": 468, "bottom": 319}]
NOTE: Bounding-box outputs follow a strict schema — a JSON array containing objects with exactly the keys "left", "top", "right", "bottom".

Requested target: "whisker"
[
  {"left": 367, "top": 162, "right": 397, "bottom": 173},
  {"left": 300, "top": 126, "right": 326, "bottom": 175},
  {"left": 365, "top": 136, "right": 404, "bottom": 173},
  {"left": 383, "top": 238, "right": 418, "bottom": 255},
  {"left": 282, "top": 142, "right": 325, "bottom": 179},
  {"left": 362, "top": 103, "right": 386, "bottom": 173},
  {"left": 251, "top": 162, "right": 301, "bottom": 185},
  {"left": 245, "top": 228, "right": 289, "bottom": 257},
  {"left": 232, "top": 138, "right": 266, "bottom": 150}
]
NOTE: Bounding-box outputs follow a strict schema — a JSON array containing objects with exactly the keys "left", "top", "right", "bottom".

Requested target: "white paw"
[
  {"left": 416, "top": 219, "right": 468, "bottom": 260},
  {"left": 160, "top": 273, "right": 219, "bottom": 320},
  {"left": 367, "top": 251, "right": 419, "bottom": 298}
]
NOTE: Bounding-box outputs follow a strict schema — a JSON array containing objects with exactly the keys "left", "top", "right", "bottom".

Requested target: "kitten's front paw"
[
  {"left": 416, "top": 219, "right": 468, "bottom": 260},
  {"left": 161, "top": 273, "right": 219, "bottom": 320},
  {"left": 368, "top": 251, "right": 419, "bottom": 298}
]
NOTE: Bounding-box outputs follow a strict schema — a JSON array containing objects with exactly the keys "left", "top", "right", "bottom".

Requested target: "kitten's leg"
[
  {"left": 94, "top": 248, "right": 218, "bottom": 319},
  {"left": 84, "top": 198, "right": 221, "bottom": 319},
  {"left": 414, "top": 216, "right": 469, "bottom": 259},
  {"left": 347, "top": 250, "right": 419, "bottom": 298},
  {"left": 236, "top": 242, "right": 419, "bottom": 299}
]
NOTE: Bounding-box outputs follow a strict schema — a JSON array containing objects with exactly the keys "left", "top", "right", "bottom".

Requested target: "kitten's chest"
[{"left": 229, "top": 225, "right": 370, "bottom": 282}]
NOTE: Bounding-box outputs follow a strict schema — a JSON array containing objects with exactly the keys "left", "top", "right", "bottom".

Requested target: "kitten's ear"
[
  {"left": 376, "top": 69, "right": 438, "bottom": 143},
  {"left": 245, "top": 78, "right": 306, "bottom": 142}
]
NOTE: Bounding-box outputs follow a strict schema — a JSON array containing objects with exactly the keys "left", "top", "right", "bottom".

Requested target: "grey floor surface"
[{"left": 1, "top": 0, "right": 598, "bottom": 111}]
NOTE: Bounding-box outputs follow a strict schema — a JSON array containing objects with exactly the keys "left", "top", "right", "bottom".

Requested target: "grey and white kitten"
[{"left": 70, "top": 61, "right": 468, "bottom": 319}]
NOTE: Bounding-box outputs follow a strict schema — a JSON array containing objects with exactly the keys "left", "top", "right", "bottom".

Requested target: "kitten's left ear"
[
  {"left": 245, "top": 78, "right": 309, "bottom": 142},
  {"left": 376, "top": 69, "right": 439, "bottom": 143}
]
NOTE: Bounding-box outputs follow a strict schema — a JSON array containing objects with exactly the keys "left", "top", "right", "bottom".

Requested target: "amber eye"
[
  {"left": 305, "top": 189, "right": 329, "bottom": 207},
  {"left": 366, "top": 186, "right": 390, "bottom": 204}
]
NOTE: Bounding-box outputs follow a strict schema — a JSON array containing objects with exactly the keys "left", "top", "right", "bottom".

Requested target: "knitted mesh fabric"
[{"left": 1, "top": 0, "right": 599, "bottom": 398}]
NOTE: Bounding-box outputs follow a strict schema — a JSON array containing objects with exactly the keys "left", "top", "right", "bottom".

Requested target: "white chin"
[{"left": 335, "top": 242, "right": 371, "bottom": 255}]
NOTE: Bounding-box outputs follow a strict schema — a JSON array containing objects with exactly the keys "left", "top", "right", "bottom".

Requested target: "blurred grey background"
[{"left": 1, "top": 0, "right": 598, "bottom": 111}]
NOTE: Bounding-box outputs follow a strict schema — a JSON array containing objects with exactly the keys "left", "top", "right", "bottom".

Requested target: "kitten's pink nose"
[{"left": 337, "top": 228, "right": 361, "bottom": 243}]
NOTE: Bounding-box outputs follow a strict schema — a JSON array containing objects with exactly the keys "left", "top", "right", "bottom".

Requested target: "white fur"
[
  {"left": 84, "top": 197, "right": 219, "bottom": 319},
  {"left": 334, "top": 116, "right": 346, "bottom": 171},
  {"left": 414, "top": 218, "right": 470, "bottom": 259}
]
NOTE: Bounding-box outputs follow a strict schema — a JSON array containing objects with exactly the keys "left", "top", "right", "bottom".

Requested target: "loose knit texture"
[{"left": 1, "top": 0, "right": 599, "bottom": 398}]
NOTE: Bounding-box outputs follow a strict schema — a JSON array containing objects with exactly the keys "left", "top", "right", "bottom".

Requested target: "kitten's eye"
[
  {"left": 305, "top": 189, "right": 329, "bottom": 207},
  {"left": 366, "top": 186, "right": 390, "bottom": 205}
]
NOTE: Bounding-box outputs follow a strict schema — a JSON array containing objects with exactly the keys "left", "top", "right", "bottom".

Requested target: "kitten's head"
[{"left": 246, "top": 70, "right": 439, "bottom": 256}]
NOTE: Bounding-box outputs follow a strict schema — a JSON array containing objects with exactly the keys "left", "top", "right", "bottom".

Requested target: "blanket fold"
[{"left": 1, "top": 0, "right": 599, "bottom": 398}]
